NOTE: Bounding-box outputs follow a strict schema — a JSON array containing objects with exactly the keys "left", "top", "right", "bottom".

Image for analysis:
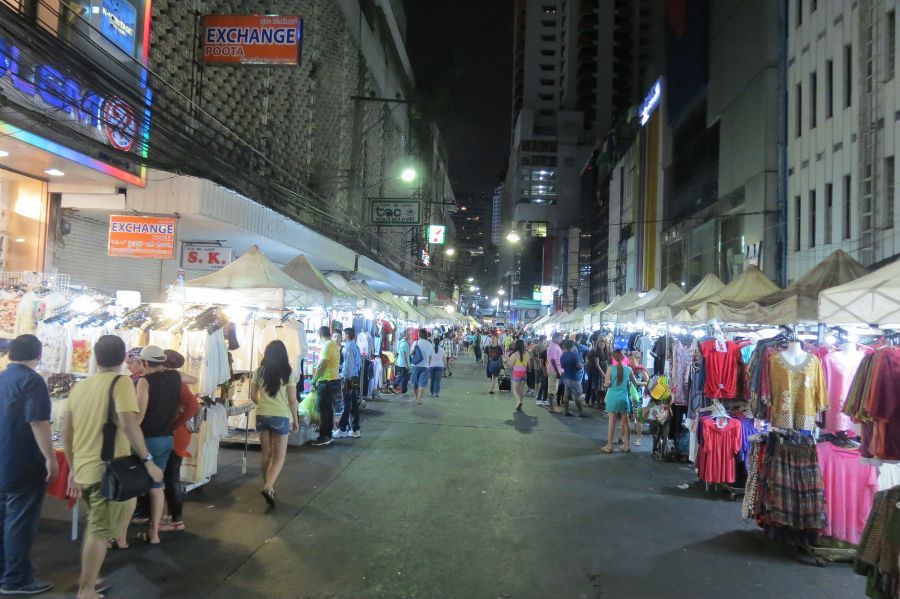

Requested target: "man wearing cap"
[
  {"left": 0, "top": 335, "right": 57, "bottom": 596},
  {"left": 63, "top": 335, "right": 162, "bottom": 599}
]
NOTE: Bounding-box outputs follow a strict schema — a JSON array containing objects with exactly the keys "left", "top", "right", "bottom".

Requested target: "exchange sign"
[
  {"left": 202, "top": 15, "right": 304, "bottom": 65},
  {"left": 108, "top": 215, "right": 177, "bottom": 260},
  {"left": 369, "top": 200, "right": 422, "bottom": 226}
]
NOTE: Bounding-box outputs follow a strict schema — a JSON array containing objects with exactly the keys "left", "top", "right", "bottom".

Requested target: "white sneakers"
[{"left": 333, "top": 429, "right": 361, "bottom": 439}]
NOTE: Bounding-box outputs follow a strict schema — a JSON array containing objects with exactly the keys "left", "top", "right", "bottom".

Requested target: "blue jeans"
[
  {"left": 0, "top": 484, "right": 47, "bottom": 588},
  {"left": 429, "top": 367, "right": 444, "bottom": 395},
  {"left": 145, "top": 436, "right": 174, "bottom": 489},
  {"left": 393, "top": 366, "right": 409, "bottom": 393},
  {"left": 338, "top": 379, "right": 360, "bottom": 432}
]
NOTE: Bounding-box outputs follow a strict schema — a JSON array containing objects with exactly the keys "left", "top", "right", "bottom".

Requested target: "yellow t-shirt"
[
  {"left": 62, "top": 373, "right": 140, "bottom": 485},
  {"left": 253, "top": 370, "right": 299, "bottom": 418},
  {"left": 318, "top": 340, "right": 341, "bottom": 382}
]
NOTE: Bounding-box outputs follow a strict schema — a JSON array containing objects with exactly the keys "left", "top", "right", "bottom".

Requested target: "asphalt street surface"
[{"left": 32, "top": 355, "right": 858, "bottom": 598}]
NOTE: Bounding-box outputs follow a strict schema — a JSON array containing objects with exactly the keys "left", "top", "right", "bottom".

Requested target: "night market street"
[{"left": 29, "top": 355, "right": 853, "bottom": 599}]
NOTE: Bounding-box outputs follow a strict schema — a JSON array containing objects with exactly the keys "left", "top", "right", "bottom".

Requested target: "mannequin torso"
[{"left": 781, "top": 341, "right": 808, "bottom": 366}]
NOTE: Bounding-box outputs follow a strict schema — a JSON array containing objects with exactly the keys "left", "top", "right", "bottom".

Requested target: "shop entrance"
[{"left": 0, "top": 169, "right": 48, "bottom": 272}]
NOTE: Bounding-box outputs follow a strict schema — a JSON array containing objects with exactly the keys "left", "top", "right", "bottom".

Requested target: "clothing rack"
[{"left": 0, "top": 271, "right": 70, "bottom": 293}]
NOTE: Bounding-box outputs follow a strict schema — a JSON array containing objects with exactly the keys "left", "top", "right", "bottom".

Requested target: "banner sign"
[
  {"left": 181, "top": 243, "right": 233, "bottom": 270},
  {"left": 108, "top": 215, "right": 177, "bottom": 260},
  {"left": 202, "top": 15, "right": 303, "bottom": 65},
  {"left": 427, "top": 225, "right": 446, "bottom": 244},
  {"left": 369, "top": 200, "right": 422, "bottom": 226}
]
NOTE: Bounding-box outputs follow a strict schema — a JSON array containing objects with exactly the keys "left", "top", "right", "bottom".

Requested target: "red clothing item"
[
  {"left": 866, "top": 349, "right": 900, "bottom": 460},
  {"left": 697, "top": 417, "right": 742, "bottom": 484},
  {"left": 173, "top": 383, "right": 200, "bottom": 458},
  {"left": 700, "top": 339, "right": 743, "bottom": 399},
  {"left": 46, "top": 450, "right": 76, "bottom": 508}
]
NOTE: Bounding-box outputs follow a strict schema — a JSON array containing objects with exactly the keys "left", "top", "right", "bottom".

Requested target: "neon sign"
[
  {"left": 639, "top": 79, "right": 662, "bottom": 127},
  {"left": 0, "top": 36, "right": 140, "bottom": 152}
]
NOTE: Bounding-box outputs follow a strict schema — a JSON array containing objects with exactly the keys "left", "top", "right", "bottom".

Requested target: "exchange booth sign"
[
  {"left": 369, "top": 200, "right": 422, "bottom": 226},
  {"left": 108, "top": 215, "right": 177, "bottom": 260},
  {"left": 202, "top": 15, "right": 304, "bottom": 65},
  {"left": 181, "top": 244, "right": 233, "bottom": 270}
]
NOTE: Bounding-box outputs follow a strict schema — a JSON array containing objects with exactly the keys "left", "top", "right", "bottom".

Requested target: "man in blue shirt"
[
  {"left": 0, "top": 335, "right": 57, "bottom": 595},
  {"left": 559, "top": 339, "right": 587, "bottom": 418},
  {"left": 336, "top": 327, "right": 362, "bottom": 438},
  {"left": 392, "top": 331, "right": 410, "bottom": 395}
]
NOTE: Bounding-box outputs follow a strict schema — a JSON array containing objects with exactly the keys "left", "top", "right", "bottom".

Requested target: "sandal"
[
  {"left": 598, "top": 446, "right": 614, "bottom": 454},
  {"left": 107, "top": 538, "right": 129, "bottom": 550},
  {"left": 621, "top": 447, "right": 632, "bottom": 453},
  {"left": 136, "top": 532, "right": 160, "bottom": 545},
  {"left": 158, "top": 520, "right": 185, "bottom": 532},
  {"left": 95, "top": 579, "right": 111, "bottom": 593}
]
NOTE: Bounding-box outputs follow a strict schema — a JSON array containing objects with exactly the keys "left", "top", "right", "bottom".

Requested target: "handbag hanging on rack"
[{"left": 100, "top": 375, "right": 153, "bottom": 502}]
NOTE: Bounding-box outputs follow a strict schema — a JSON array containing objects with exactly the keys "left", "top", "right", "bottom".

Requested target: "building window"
[
  {"left": 795, "top": 195, "right": 802, "bottom": 251},
  {"left": 810, "top": 72, "right": 817, "bottom": 129},
  {"left": 541, "top": 19, "right": 555, "bottom": 27},
  {"left": 540, "top": 64, "right": 554, "bottom": 71},
  {"left": 540, "top": 78, "right": 554, "bottom": 86},
  {"left": 542, "top": 5, "right": 557, "bottom": 13},
  {"left": 811, "top": 0, "right": 817, "bottom": 11},
  {"left": 538, "top": 93, "right": 554, "bottom": 101},
  {"left": 843, "top": 175, "right": 852, "bottom": 239},
  {"left": 888, "top": 11, "right": 896, "bottom": 80},
  {"left": 540, "top": 49, "right": 555, "bottom": 57},
  {"left": 809, "top": 190, "right": 817, "bottom": 247},
  {"left": 825, "top": 183, "right": 833, "bottom": 244},
  {"left": 886, "top": 156, "right": 895, "bottom": 228},
  {"left": 826, "top": 59, "right": 834, "bottom": 118},
  {"left": 845, "top": 44, "right": 853, "bottom": 108},
  {"left": 796, "top": 0, "right": 803, "bottom": 27},
  {"left": 795, "top": 83, "right": 803, "bottom": 137},
  {"left": 526, "top": 222, "right": 548, "bottom": 237},
  {"left": 539, "top": 109, "right": 554, "bottom": 116},
  {"left": 541, "top": 34, "right": 556, "bottom": 42}
]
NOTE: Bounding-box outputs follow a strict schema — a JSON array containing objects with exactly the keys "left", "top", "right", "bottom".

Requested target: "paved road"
[{"left": 35, "top": 356, "right": 859, "bottom": 598}]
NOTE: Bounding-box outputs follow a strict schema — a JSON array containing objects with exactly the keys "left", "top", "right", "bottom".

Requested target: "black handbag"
[{"left": 99, "top": 375, "right": 153, "bottom": 501}]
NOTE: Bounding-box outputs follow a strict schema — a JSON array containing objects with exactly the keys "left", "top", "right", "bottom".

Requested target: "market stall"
[
  {"left": 685, "top": 266, "right": 780, "bottom": 323},
  {"left": 818, "top": 256, "right": 900, "bottom": 326},
  {"left": 633, "top": 283, "right": 685, "bottom": 323},
  {"left": 666, "top": 273, "right": 726, "bottom": 322},
  {"left": 283, "top": 255, "right": 357, "bottom": 311}
]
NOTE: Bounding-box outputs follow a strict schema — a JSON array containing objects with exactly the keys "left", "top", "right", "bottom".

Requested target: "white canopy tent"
[
  {"left": 818, "top": 257, "right": 900, "bottom": 326},
  {"left": 598, "top": 290, "right": 641, "bottom": 321},
  {"left": 640, "top": 283, "right": 686, "bottom": 323},
  {"left": 609, "top": 289, "right": 660, "bottom": 323},
  {"left": 687, "top": 266, "right": 781, "bottom": 323},
  {"left": 667, "top": 274, "right": 726, "bottom": 322},
  {"left": 282, "top": 255, "right": 356, "bottom": 310},
  {"left": 182, "top": 245, "right": 323, "bottom": 310}
]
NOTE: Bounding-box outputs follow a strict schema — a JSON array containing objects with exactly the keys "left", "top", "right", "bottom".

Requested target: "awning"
[{"left": 818, "top": 257, "right": 900, "bottom": 326}]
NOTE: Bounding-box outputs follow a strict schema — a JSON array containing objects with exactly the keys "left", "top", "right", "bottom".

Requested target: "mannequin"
[
  {"left": 840, "top": 341, "right": 862, "bottom": 357},
  {"left": 781, "top": 341, "right": 808, "bottom": 366}
]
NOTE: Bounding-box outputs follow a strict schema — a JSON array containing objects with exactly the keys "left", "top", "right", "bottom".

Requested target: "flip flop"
[
  {"left": 136, "top": 532, "right": 160, "bottom": 545},
  {"left": 107, "top": 539, "right": 129, "bottom": 550},
  {"left": 95, "top": 579, "right": 111, "bottom": 593},
  {"left": 598, "top": 446, "right": 614, "bottom": 454}
]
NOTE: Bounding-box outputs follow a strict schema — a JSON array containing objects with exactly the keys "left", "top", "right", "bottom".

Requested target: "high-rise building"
[
  {"left": 504, "top": 0, "right": 614, "bottom": 306},
  {"left": 451, "top": 191, "right": 492, "bottom": 256}
]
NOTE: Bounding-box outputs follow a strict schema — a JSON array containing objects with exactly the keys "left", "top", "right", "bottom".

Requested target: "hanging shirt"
[
  {"left": 699, "top": 339, "right": 743, "bottom": 399},
  {"left": 816, "top": 442, "right": 878, "bottom": 544},
  {"left": 767, "top": 351, "right": 828, "bottom": 431},
  {"left": 636, "top": 335, "right": 654, "bottom": 370},
  {"left": 820, "top": 348, "right": 866, "bottom": 433}
]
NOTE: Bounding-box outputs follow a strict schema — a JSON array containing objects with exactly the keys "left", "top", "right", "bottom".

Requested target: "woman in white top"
[{"left": 429, "top": 340, "right": 447, "bottom": 398}]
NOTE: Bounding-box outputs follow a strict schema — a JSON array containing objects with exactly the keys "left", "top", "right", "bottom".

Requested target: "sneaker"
[
  {"left": 312, "top": 437, "right": 332, "bottom": 447},
  {"left": 333, "top": 430, "right": 348, "bottom": 439},
  {"left": 1, "top": 578, "right": 53, "bottom": 595},
  {"left": 351, "top": 430, "right": 361, "bottom": 438}
]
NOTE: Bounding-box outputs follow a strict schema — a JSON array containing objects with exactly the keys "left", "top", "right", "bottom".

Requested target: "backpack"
[{"left": 410, "top": 342, "right": 425, "bottom": 366}]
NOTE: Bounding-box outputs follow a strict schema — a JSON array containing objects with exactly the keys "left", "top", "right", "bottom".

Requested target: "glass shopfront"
[{"left": 0, "top": 170, "right": 49, "bottom": 272}]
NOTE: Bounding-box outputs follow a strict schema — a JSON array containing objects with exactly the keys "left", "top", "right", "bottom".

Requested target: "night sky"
[{"left": 403, "top": 1, "right": 513, "bottom": 194}]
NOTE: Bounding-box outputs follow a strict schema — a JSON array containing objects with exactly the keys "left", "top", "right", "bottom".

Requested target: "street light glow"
[
  {"left": 400, "top": 167, "right": 417, "bottom": 183},
  {"left": 506, "top": 231, "right": 521, "bottom": 243},
  {"left": 445, "top": 247, "right": 456, "bottom": 256},
  {"left": 445, "top": 304, "right": 456, "bottom": 313},
  {"left": 498, "top": 288, "right": 506, "bottom": 295},
  {"left": 467, "top": 277, "right": 474, "bottom": 282}
]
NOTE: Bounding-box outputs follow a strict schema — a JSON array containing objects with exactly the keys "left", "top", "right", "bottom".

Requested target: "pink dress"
[
  {"left": 819, "top": 349, "right": 865, "bottom": 433},
  {"left": 816, "top": 442, "right": 878, "bottom": 544}
]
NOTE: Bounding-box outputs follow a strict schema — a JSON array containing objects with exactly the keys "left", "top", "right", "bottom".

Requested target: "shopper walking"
[
  {"left": 312, "top": 326, "right": 342, "bottom": 447},
  {"left": 440, "top": 332, "right": 454, "bottom": 377},
  {"left": 409, "top": 328, "right": 434, "bottom": 404},
  {"left": 534, "top": 338, "right": 549, "bottom": 407},
  {"left": 392, "top": 330, "right": 410, "bottom": 395},
  {"left": 485, "top": 335, "right": 503, "bottom": 394},
  {"left": 336, "top": 327, "right": 362, "bottom": 438},
  {"left": 586, "top": 337, "right": 610, "bottom": 408},
  {"left": 545, "top": 333, "right": 564, "bottom": 413},
  {"left": 599, "top": 349, "right": 641, "bottom": 454},
  {"left": 62, "top": 335, "right": 163, "bottom": 599},
  {"left": 250, "top": 340, "right": 299, "bottom": 507},
  {"left": 559, "top": 340, "right": 587, "bottom": 417},
  {"left": 135, "top": 346, "right": 182, "bottom": 545},
  {"left": 0, "top": 335, "right": 57, "bottom": 596},
  {"left": 159, "top": 351, "right": 199, "bottom": 532},
  {"left": 429, "top": 338, "right": 446, "bottom": 397},
  {"left": 473, "top": 330, "right": 483, "bottom": 363},
  {"left": 507, "top": 339, "right": 529, "bottom": 411}
]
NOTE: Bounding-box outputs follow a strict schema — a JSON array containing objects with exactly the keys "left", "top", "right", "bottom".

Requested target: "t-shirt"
[
  {"left": 0, "top": 364, "right": 51, "bottom": 491},
  {"left": 318, "top": 340, "right": 341, "bottom": 381},
  {"left": 410, "top": 339, "right": 434, "bottom": 367},
  {"left": 253, "top": 369, "right": 299, "bottom": 419},
  {"left": 63, "top": 373, "right": 140, "bottom": 486},
  {"left": 546, "top": 342, "right": 563, "bottom": 374},
  {"left": 396, "top": 339, "right": 410, "bottom": 368},
  {"left": 699, "top": 339, "right": 743, "bottom": 399},
  {"left": 637, "top": 335, "right": 654, "bottom": 370},
  {"left": 486, "top": 345, "right": 503, "bottom": 361},
  {"left": 431, "top": 345, "right": 446, "bottom": 368},
  {"left": 560, "top": 351, "right": 584, "bottom": 381}
]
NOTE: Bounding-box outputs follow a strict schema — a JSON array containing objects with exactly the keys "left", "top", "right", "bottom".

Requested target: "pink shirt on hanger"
[
  {"left": 819, "top": 348, "right": 866, "bottom": 433},
  {"left": 816, "top": 442, "right": 878, "bottom": 544}
]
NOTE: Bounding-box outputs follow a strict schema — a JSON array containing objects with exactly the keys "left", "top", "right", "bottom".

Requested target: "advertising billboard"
[
  {"left": 202, "top": 15, "right": 303, "bottom": 65},
  {"left": 108, "top": 215, "right": 177, "bottom": 260}
]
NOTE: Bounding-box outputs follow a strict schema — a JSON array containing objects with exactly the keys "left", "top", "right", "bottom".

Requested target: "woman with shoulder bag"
[{"left": 508, "top": 339, "right": 530, "bottom": 411}]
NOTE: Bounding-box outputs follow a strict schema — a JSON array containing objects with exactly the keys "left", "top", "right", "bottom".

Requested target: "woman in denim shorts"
[{"left": 251, "top": 341, "right": 299, "bottom": 508}]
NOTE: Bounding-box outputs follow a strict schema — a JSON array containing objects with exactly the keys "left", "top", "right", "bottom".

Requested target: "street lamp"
[
  {"left": 466, "top": 276, "right": 474, "bottom": 282},
  {"left": 506, "top": 231, "right": 521, "bottom": 243},
  {"left": 445, "top": 247, "right": 456, "bottom": 256},
  {"left": 400, "top": 167, "right": 418, "bottom": 183},
  {"left": 445, "top": 304, "right": 456, "bottom": 314},
  {"left": 498, "top": 288, "right": 506, "bottom": 295}
]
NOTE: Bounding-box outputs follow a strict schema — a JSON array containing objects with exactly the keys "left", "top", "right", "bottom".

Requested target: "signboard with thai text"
[
  {"left": 108, "top": 215, "right": 177, "bottom": 260},
  {"left": 202, "top": 15, "right": 303, "bottom": 65},
  {"left": 369, "top": 200, "right": 422, "bottom": 226},
  {"left": 181, "top": 244, "right": 233, "bottom": 270}
]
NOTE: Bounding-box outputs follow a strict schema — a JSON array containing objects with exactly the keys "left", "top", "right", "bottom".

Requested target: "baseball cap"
[
  {"left": 139, "top": 346, "right": 167, "bottom": 363},
  {"left": 163, "top": 350, "right": 185, "bottom": 369}
]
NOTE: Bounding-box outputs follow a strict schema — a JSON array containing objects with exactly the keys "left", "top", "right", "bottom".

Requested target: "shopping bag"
[
  {"left": 650, "top": 375, "right": 671, "bottom": 401},
  {"left": 628, "top": 383, "right": 641, "bottom": 408},
  {"left": 299, "top": 391, "right": 319, "bottom": 425}
]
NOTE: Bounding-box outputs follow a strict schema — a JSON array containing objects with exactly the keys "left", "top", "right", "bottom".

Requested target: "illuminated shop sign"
[
  {"left": 202, "top": 15, "right": 303, "bottom": 65},
  {"left": 427, "top": 225, "right": 446, "bottom": 244},
  {"left": 100, "top": 0, "right": 138, "bottom": 55},
  {"left": 639, "top": 79, "right": 662, "bottom": 127},
  {"left": 0, "top": 36, "right": 140, "bottom": 152}
]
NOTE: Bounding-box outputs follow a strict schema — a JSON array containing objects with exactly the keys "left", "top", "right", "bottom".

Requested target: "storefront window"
[
  {"left": 687, "top": 221, "right": 715, "bottom": 288},
  {"left": 0, "top": 171, "right": 48, "bottom": 272}
]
